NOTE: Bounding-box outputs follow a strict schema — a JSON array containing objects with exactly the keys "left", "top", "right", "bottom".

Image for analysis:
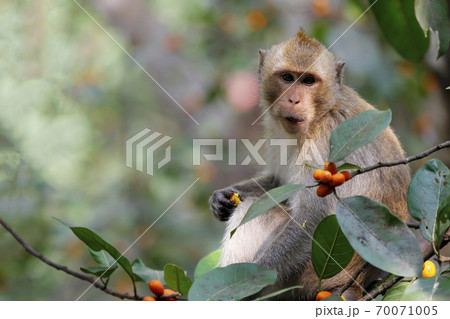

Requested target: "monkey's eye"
[
  {"left": 301, "top": 75, "right": 316, "bottom": 85},
  {"left": 281, "top": 73, "right": 295, "bottom": 82}
]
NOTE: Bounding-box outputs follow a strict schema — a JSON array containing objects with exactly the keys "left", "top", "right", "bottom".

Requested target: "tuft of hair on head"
[{"left": 295, "top": 28, "right": 321, "bottom": 47}]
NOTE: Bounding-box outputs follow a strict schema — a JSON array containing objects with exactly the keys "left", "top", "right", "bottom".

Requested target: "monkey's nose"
[{"left": 288, "top": 99, "right": 300, "bottom": 104}]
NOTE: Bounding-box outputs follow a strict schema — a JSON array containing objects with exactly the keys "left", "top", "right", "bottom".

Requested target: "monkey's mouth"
[{"left": 283, "top": 115, "right": 306, "bottom": 126}]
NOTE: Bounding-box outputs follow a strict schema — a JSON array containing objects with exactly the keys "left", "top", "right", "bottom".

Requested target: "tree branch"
[
  {"left": 406, "top": 222, "right": 420, "bottom": 229},
  {"left": 359, "top": 275, "right": 403, "bottom": 301},
  {"left": 352, "top": 140, "right": 450, "bottom": 178},
  {"left": 336, "top": 261, "right": 369, "bottom": 296},
  {"left": 0, "top": 216, "right": 143, "bottom": 301}
]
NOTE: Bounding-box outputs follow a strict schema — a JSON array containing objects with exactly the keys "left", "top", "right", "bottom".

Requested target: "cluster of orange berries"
[
  {"left": 142, "top": 280, "right": 178, "bottom": 301},
  {"left": 314, "top": 161, "right": 351, "bottom": 197}
]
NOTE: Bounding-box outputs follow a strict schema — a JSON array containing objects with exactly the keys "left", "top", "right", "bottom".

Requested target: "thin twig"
[
  {"left": 352, "top": 140, "right": 450, "bottom": 178},
  {"left": 0, "top": 216, "right": 143, "bottom": 301},
  {"left": 359, "top": 276, "right": 403, "bottom": 301},
  {"left": 406, "top": 222, "right": 420, "bottom": 229},
  {"left": 336, "top": 261, "right": 368, "bottom": 296},
  {"left": 132, "top": 280, "right": 137, "bottom": 297}
]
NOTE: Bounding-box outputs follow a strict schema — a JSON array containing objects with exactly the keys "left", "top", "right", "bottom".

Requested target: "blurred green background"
[{"left": 0, "top": 0, "right": 449, "bottom": 300}]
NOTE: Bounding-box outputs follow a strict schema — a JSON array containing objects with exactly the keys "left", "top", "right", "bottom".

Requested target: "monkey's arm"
[{"left": 210, "top": 175, "right": 277, "bottom": 221}]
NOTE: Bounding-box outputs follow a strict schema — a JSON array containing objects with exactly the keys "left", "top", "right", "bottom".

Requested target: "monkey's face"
[
  {"left": 259, "top": 30, "right": 339, "bottom": 137},
  {"left": 264, "top": 70, "right": 323, "bottom": 135}
]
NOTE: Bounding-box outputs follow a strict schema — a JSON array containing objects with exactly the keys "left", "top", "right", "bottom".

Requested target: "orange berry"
[
  {"left": 316, "top": 291, "right": 333, "bottom": 301},
  {"left": 313, "top": 169, "right": 325, "bottom": 181},
  {"left": 316, "top": 184, "right": 334, "bottom": 197},
  {"left": 148, "top": 280, "right": 164, "bottom": 297},
  {"left": 330, "top": 173, "right": 345, "bottom": 187},
  {"left": 324, "top": 161, "right": 337, "bottom": 174},
  {"left": 422, "top": 260, "right": 436, "bottom": 278},
  {"left": 320, "top": 171, "right": 332, "bottom": 184},
  {"left": 341, "top": 171, "right": 351, "bottom": 181},
  {"left": 143, "top": 296, "right": 156, "bottom": 301},
  {"left": 163, "top": 289, "right": 175, "bottom": 295},
  {"left": 161, "top": 289, "right": 177, "bottom": 301}
]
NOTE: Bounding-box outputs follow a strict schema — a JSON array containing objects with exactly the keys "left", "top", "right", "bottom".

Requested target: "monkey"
[{"left": 209, "top": 29, "right": 411, "bottom": 300}]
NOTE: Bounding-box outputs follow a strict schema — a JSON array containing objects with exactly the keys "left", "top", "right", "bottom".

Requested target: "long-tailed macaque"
[{"left": 209, "top": 29, "right": 410, "bottom": 300}]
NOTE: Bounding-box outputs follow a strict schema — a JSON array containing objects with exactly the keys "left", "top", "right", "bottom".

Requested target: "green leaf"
[
  {"left": 407, "top": 159, "right": 450, "bottom": 242},
  {"left": 254, "top": 285, "right": 303, "bottom": 301},
  {"left": 382, "top": 280, "right": 411, "bottom": 301},
  {"left": 163, "top": 264, "right": 193, "bottom": 295},
  {"left": 80, "top": 266, "right": 117, "bottom": 278},
  {"left": 370, "top": 0, "right": 429, "bottom": 62},
  {"left": 336, "top": 196, "right": 423, "bottom": 277},
  {"left": 194, "top": 249, "right": 221, "bottom": 280},
  {"left": 230, "top": 184, "right": 306, "bottom": 238},
  {"left": 336, "top": 163, "right": 360, "bottom": 171},
  {"left": 311, "top": 215, "right": 354, "bottom": 282},
  {"left": 81, "top": 249, "right": 118, "bottom": 279},
  {"left": 188, "top": 263, "right": 277, "bottom": 301},
  {"left": 415, "top": 0, "right": 450, "bottom": 59},
  {"left": 435, "top": 195, "right": 450, "bottom": 249},
  {"left": 305, "top": 163, "right": 321, "bottom": 169},
  {"left": 322, "top": 295, "right": 344, "bottom": 301},
  {"left": 56, "top": 219, "right": 135, "bottom": 281},
  {"left": 328, "top": 110, "right": 391, "bottom": 163},
  {"left": 440, "top": 263, "right": 450, "bottom": 275},
  {"left": 53, "top": 217, "right": 72, "bottom": 228},
  {"left": 88, "top": 249, "right": 116, "bottom": 268},
  {"left": 401, "top": 276, "right": 450, "bottom": 301},
  {"left": 131, "top": 258, "right": 165, "bottom": 284},
  {"left": 372, "top": 294, "right": 384, "bottom": 301}
]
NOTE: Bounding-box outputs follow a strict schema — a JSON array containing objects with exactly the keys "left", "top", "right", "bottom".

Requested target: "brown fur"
[{"left": 210, "top": 30, "right": 410, "bottom": 300}]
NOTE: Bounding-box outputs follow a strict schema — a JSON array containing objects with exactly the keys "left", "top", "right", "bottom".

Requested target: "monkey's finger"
[
  {"left": 210, "top": 202, "right": 234, "bottom": 221},
  {"left": 212, "top": 191, "right": 236, "bottom": 208},
  {"left": 222, "top": 188, "right": 238, "bottom": 199},
  {"left": 217, "top": 197, "right": 236, "bottom": 208}
]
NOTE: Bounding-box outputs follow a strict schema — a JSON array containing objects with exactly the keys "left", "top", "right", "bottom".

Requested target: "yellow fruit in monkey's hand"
[
  {"left": 230, "top": 192, "right": 241, "bottom": 206},
  {"left": 422, "top": 260, "right": 436, "bottom": 278}
]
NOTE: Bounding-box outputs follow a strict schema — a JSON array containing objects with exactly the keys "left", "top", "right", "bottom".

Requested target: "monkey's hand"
[{"left": 209, "top": 188, "right": 240, "bottom": 221}]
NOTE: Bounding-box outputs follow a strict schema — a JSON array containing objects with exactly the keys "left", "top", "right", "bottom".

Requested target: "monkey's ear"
[
  {"left": 259, "top": 49, "right": 266, "bottom": 70},
  {"left": 335, "top": 61, "right": 345, "bottom": 85}
]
